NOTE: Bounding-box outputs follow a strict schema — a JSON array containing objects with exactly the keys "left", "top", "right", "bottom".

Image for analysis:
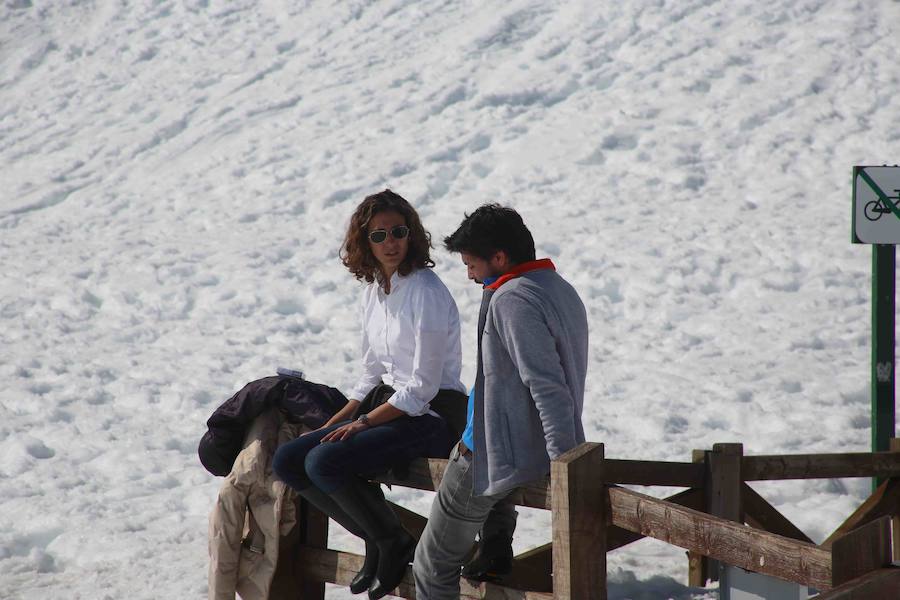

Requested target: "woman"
[{"left": 273, "top": 189, "right": 466, "bottom": 600}]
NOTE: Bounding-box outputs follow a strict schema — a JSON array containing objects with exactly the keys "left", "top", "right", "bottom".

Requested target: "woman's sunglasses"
[{"left": 368, "top": 225, "right": 410, "bottom": 244}]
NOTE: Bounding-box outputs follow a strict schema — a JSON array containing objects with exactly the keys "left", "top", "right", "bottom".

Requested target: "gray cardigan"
[{"left": 472, "top": 267, "right": 589, "bottom": 496}]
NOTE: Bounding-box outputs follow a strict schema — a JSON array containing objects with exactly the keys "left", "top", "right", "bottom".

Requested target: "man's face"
[{"left": 460, "top": 251, "right": 507, "bottom": 284}]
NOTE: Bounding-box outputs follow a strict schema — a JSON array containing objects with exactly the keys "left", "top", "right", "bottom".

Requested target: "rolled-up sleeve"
[{"left": 387, "top": 286, "right": 448, "bottom": 416}]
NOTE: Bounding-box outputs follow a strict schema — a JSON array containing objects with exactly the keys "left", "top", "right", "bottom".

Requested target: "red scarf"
[{"left": 485, "top": 258, "right": 556, "bottom": 290}]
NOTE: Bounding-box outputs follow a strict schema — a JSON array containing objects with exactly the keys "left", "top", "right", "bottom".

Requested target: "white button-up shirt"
[{"left": 349, "top": 268, "right": 466, "bottom": 416}]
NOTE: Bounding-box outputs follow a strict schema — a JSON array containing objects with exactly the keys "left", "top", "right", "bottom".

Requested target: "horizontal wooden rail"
[
  {"left": 605, "top": 459, "right": 704, "bottom": 487},
  {"left": 608, "top": 488, "right": 704, "bottom": 551},
  {"left": 742, "top": 451, "right": 900, "bottom": 481},
  {"left": 387, "top": 449, "right": 900, "bottom": 488},
  {"left": 814, "top": 568, "right": 900, "bottom": 599},
  {"left": 376, "top": 458, "right": 446, "bottom": 492},
  {"left": 376, "top": 456, "right": 704, "bottom": 510},
  {"left": 296, "top": 547, "right": 554, "bottom": 600},
  {"left": 377, "top": 458, "right": 554, "bottom": 508},
  {"left": 503, "top": 544, "right": 553, "bottom": 593},
  {"left": 608, "top": 485, "right": 832, "bottom": 590}
]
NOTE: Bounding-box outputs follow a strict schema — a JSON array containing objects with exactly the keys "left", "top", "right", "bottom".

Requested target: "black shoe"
[
  {"left": 349, "top": 539, "right": 378, "bottom": 594},
  {"left": 366, "top": 530, "right": 416, "bottom": 600},
  {"left": 297, "top": 485, "right": 377, "bottom": 594},
  {"left": 461, "top": 535, "right": 513, "bottom": 583},
  {"left": 328, "top": 481, "right": 415, "bottom": 600}
]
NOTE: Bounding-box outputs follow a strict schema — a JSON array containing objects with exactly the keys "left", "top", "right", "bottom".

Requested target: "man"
[{"left": 413, "top": 204, "right": 589, "bottom": 599}]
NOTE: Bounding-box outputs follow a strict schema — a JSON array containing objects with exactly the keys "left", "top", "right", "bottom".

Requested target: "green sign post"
[
  {"left": 871, "top": 246, "right": 895, "bottom": 450},
  {"left": 852, "top": 166, "right": 898, "bottom": 488}
]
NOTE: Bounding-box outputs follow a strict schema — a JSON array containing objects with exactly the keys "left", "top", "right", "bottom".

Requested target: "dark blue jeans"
[{"left": 273, "top": 414, "right": 450, "bottom": 493}]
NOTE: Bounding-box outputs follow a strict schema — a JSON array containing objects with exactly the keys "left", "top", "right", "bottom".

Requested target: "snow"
[{"left": 2, "top": 0, "right": 899, "bottom": 598}]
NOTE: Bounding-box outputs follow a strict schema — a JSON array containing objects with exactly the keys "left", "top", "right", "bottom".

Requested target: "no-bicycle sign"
[{"left": 853, "top": 166, "right": 900, "bottom": 244}]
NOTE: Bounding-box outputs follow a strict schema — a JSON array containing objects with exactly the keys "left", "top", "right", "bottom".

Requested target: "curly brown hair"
[{"left": 340, "top": 189, "right": 434, "bottom": 285}]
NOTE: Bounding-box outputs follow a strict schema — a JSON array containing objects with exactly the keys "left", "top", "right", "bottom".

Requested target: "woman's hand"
[
  {"left": 319, "top": 401, "right": 406, "bottom": 442},
  {"left": 320, "top": 418, "right": 370, "bottom": 442},
  {"left": 321, "top": 399, "right": 361, "bottom": 430}
]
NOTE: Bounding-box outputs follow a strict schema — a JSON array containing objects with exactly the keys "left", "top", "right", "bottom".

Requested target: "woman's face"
[{"left": 367, "top": 210, "right": 409, "bottom": 277}]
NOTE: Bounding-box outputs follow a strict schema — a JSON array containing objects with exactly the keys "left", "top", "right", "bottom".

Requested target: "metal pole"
[{"left": 872, "top": 244, "right": 896, "bottom": 488}]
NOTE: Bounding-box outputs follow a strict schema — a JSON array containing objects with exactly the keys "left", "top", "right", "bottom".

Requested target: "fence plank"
[
  {"left": 742, "top": 483, "right": 813, "bottom": 543},
  {"left": 608, "top": 485, "right": 832, "bottom": 590},
  {"left": 706, "top": 443, "right": 743, "bottom": 584},
  {"left": 377, "top": 459, "right": 552, "bottom": 509},
  {"left": 296, "top": 547, "right": 554, "bottom": 599},
  {"left": 295, "top": 498, "right": 328, "bottom": 600},
  {"left": 376, "top": 458, "right": 448, "bottom": 492},
  {"left": 688, "top": 449, "right": 709, "bottom": 587},
  {"left": 604, "top": 459, "right": 704, "bottom": 487},
  {"left": 389, "top": 500, "right": 427, "bottom": 540},
  {"left": 462, "top": 580, "right": 555, "bottom": 600},
  {"left": 742, "top": 452, "right": 900, "bottom": 480},
  {"left": 821, "top": 478, "right": 900, "bottom": 549},
  {"left": 609, "top": 488, "right": 704, "bottom": 551},
  {"left": 813, "top": 568, "right": 900, "bottom": 600},
  {"left": 378, "top": 455, "right": 706, "bottom": 509},
  {"left": 296, "top": 546, "right": 367, "bottom": 592},
  {"left": 503, "top": 543, "right": 552, "bottom": 593},
  {"left": 831, "top": 515, "right": 893, "bottom": 587},
  {"left": 551, "top": 443, "right": 607, "bottom": 600},
  {"left": 270, "top": 499, "right": 303, "bottom": 600}
]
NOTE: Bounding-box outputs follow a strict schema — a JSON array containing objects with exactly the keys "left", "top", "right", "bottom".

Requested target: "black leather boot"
[
  {"left": 461, "top": 534, "right": 514, "bottom": 583},
  {"left": 297, "top": 485, "right": 377, "bottom": 595},
  {"left": 329, "top": 481, "right": 416, "bottom": 600},
  {"left": 348, "top": 538, "right": 379, "bottom": 594},
  {"left": 366, "top": 532, "right": 415, "bottom": 600}
]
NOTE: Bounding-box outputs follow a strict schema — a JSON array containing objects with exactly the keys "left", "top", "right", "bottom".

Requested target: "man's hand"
[{"left": 320, "top": 418, "right": 370, "bottom": 442}]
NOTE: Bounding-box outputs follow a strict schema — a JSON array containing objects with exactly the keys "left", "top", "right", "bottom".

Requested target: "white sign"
[
  {"left": 854, "top": 166, "right": 900, "bottom": 244},
  {"left": 720, "top": 565, "right": 808, "bottom": 600}
]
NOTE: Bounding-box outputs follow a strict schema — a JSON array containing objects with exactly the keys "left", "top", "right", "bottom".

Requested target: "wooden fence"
[{"left": 277, "top": 439, "right": 900, "bottom": 599}]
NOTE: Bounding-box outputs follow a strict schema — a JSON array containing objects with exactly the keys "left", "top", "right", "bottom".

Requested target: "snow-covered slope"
[{"left": 2, "top": 1, "right": 899, "bottom": 598}]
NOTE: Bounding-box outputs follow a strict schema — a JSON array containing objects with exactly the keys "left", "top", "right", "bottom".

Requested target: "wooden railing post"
[
  {"left": 296, "top": 497, "right": 328, "bottom": 600},
  {"left": 688, "top": 443, "right": 743, "bottom": 586},
  {"left": 688, "top": 448, "right": 708, "bottom": 587},
  {"left": 708, "top": 442, "right": 744, "bottom": 582},
  {"left": 551, "top": 442, "right": 606, "bottom": 600},
  {"left": 832, "top": 515, "right": 893, "bottom": 587}
]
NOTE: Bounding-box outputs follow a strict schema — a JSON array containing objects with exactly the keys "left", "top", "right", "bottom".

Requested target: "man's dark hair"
[{"left": 443, "top": 204, "right": 536, "bottom": 264}]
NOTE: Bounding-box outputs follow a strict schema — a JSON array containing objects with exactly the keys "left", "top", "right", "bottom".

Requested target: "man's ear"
[{"left": 491, "top": 250, "right": 510, "bottom": 270}]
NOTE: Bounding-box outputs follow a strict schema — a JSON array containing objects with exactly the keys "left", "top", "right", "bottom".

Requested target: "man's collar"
[{"left": 485, "top": 258, "right": 555, "bottom": 290}]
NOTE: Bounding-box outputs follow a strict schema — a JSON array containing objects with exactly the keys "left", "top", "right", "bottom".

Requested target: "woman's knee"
[
  {"left": 303, "top": 443, "right": 336, "bottom": 481},
  {"left": 304, "top": 442, "right": 359, "bottom": 492},
  {"left": 273, "top": 440, "right": 312, "bottom": 489},
  {"left": 272, "top": 444, "right": 291, "bottom": 478}
]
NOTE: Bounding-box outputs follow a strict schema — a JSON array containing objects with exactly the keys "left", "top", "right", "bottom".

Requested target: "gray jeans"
[{"left": 413, "top": 444, "right": 517, "bottom": 600}]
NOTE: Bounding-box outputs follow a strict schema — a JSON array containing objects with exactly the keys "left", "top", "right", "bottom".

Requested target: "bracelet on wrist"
[{"left": 356, "top": 413, "right": 371, "bottom": 428}]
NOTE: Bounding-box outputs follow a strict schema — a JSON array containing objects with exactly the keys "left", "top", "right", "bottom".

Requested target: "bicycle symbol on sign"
[{"left": 864, "top": 189, "right": 900, "bottom": 221}]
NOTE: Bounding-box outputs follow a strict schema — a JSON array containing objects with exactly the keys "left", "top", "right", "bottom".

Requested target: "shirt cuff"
[
  {"left": 349, "top": 381, "right": 379, "bottom": 402},
  {"left": 387, "top": 389, "right": 430, "bottom": 417}
]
